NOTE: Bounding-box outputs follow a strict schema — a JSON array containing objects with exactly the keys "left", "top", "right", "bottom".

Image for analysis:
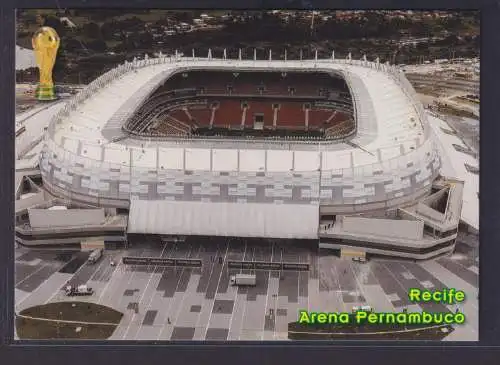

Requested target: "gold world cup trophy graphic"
[{"left": 32, "top": 26, "right": 60, "bottom": 101}]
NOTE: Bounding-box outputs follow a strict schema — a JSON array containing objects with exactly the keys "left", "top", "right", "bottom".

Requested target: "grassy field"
[
  {"left": 17, "top": 301, "right": 123, "bottom": 340},
  {"left": 16, "top": 317, "right": 118, "bottom": 340},
  {"left": 288, "top": 320, "right": 454, "bottom": 340},
  {"left": 20, "top": 301, "right": 123, "bottom": 322}
]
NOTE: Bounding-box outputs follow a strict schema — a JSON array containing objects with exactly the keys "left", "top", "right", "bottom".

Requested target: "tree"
[
  {"left": 138, "top": 32, "right": 154, "bottom": 49},
  {"left": 87, "top": 39, "right": 107, "bottom": 52},
  {"left": 43, "top": 15, "right": 66, "bottom": 37},
  {"left": 100, "top": 21, "right": 118, "bottom": 41},
  {"left": 82, "top": 22, "right": 101, "bottom": 40}
]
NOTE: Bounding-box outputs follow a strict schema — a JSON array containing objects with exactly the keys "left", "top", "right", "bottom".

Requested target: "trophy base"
[{"left": 35, "top": 85, "right": 58, "bottom": 101}]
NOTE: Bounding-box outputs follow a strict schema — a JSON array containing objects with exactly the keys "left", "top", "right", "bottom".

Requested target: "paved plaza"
[{"left": 15, "top": 233, "right": 479, "bottom": 341}]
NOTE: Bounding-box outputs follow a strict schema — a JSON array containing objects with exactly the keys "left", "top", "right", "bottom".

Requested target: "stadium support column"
[
  {"left": 210, "top": 148, "right": 213, "bottom": 171},
  {"left": 317, "top": 146, "right": 323, "bottom": 237},
  {"left": 183, "top": 148, "right": 186, "bottom": 170},
  {"left": 305, "top": 108, "right": 309, "bottom": 130},
  {"left": 254, "top": 48, "right": 257, "bottom": 62},
  {"left": 156, "top": 145, "right": 160, "bottom": 170},
  {"left": 273, "top": 107, "right": 278, "bottom": 129},
  {"left": 238, "top": 49, "right": 242, "bottom": 61},
  {"left": 332, "top": 50, "right": 335, "bottom": 61},
  {"left": 269, "top": 49, "right": 272, "bottom": 61},
  {"left": 129, "top": 147, "right": 133, "bottom": 201}
]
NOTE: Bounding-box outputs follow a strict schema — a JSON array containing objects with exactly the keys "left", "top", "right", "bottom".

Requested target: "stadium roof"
[
  {"left": 127, "top": 200, "right": 320, "bottom": 239},
  {"left": 50, "top": 59, "right": 425, "bottom": 174},
  {"left": 428, "top": 113, "right": 479, "bottom": 230}
]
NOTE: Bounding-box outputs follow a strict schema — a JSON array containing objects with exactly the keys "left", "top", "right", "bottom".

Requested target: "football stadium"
[{"left": 15, "top": 52, "right": 465, "bottom": 260}]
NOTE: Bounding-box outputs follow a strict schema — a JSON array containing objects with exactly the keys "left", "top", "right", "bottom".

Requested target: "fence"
[
  {"left": 227, "top": 260, "right": 309, "bottom": 271},
  {"left": 122, "top": 256, "right": 202, "bottom": 267}
]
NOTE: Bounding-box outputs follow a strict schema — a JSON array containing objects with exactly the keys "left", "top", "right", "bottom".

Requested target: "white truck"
[
  {"left": 352, "top": 305, "right": 373, "bottom": 313},
  {"left": 87, "top": 248, "right": 103, "bottom": 264},
  {"left": 352, "top": 256, "right": 367, "bottom": 263},
  {"left": 230, "top": 274, "right": 257, "bottom": 286},
  {"left": 65, "top": 284, "right": 94, "bottom": 296}
]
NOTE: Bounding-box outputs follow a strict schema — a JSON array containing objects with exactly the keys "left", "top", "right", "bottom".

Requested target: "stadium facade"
[{"left": 17, "top": 53, "right": 463, "bottom": 259}]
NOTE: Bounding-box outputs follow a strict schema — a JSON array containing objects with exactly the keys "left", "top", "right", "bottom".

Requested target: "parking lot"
[{"left": 15, "top": 234, "right": 479, "bottom": 341}]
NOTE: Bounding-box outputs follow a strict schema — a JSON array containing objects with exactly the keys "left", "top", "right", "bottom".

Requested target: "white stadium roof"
[
  {"left": 428, "top": 114, "right": 479, "bottom": 230},
  {"left": 128, "top": 200, "right": 320, "bottom": 239},
  {"left": 50, "top": 59, "right": 426, "bottom": 173}
]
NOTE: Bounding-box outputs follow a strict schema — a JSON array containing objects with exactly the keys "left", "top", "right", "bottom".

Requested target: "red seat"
[
  {"left": 168, "top": 109, "right": 191, "bottom": 125},
  {"left": 213, "top": 100, "right": 243, "bottom": 127},
  {"left": 276, "top": 102, "right": 305, "bottom": 127},
  {"left": 188, "top": 108, "right": 212, "bottom": 125}
]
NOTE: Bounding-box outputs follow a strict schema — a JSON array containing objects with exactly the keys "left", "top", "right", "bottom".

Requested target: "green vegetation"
[
  {"left": 16, "top": 317, "right": 118, "bottom": 339},
  {"left": 16, "top": 10, "right": 479, "bottom": 84},
  {"left": 288, "top": 319, "right": 454, "bottom": 340},
  {"left": 16, "top": 301, "right": 123, "bottom": 340}
]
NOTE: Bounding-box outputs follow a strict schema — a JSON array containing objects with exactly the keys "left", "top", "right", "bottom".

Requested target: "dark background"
[{"left": 2, "top": 0, "right": 500, "bottom": 364}]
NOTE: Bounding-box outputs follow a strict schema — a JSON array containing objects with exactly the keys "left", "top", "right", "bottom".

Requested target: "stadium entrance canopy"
[{"left": 127, "top": 200, "right": 320, "bottom": 239}]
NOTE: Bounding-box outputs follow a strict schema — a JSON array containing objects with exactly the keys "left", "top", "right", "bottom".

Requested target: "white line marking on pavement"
[
  {"left": 123, "top": 243, "right": 169, "bottom": 339},
  {"left": 192, "top": 244, "right": 219, "bottom": 339},
  {"left": 348, "top": 261, "right": 369, "bottom": 307},
  {"left": 133, "top": 243, "right": 175, "bottom": 340},
  {"left": 238, "top": 242, "right": 254, "bottom": 340},
  {"left": 262, "top": 243, "right": 274, "bottom": 340},
  {"left": 203, "top": 242, "right": 230, "bottom": 339},
  {"left": 97, "top": 251, "right": 127, "bottom": 304},
  {"left": 15, "top": 263, "right": 50, "bottom": 287},
  {"left": 332, "top": 261, "right": 347, "bottom": 312},
  {"left": 15, "top": 260, "right": 69, "bottom": 309},
  {"left": 156, "top": 244, "right": 194, "bottom": 341},
  {"left": 45, "top": 256, "right": 95, "bottom": 305},
  {"left": 227, "top": 241, "right": 246, "bottom": 340}
]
